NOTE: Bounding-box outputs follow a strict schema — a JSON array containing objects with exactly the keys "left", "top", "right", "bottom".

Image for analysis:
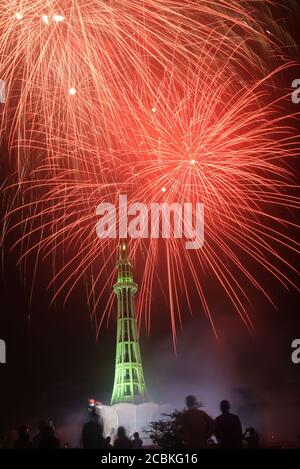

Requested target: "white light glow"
[
  {"left": 53, "top": 15, "right": 65, "bottom": 23},
  {"left": 42, "top": 15, "right": 49, "bottom": 25}
]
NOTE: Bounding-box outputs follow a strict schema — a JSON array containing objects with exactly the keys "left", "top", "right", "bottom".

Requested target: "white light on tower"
[{"left": 69, "top": 87, "right": 76, "bottom": 96}]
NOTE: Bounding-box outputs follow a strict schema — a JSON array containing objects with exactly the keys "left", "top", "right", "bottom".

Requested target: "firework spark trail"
[
  {"left": 0, "top": 1, "right": 285, "bottom": 165},
  {"left": 1, "top": 1, "right": 300, "bottom": 340}
]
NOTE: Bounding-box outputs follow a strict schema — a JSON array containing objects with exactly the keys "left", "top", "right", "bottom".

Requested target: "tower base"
[{"left": 95, "top": 402, "right": 170, "bottom": 445}]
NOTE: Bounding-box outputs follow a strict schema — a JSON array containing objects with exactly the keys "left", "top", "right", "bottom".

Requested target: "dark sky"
[{"left": 0, "top": 1, "right": 300, "bottom": 447}]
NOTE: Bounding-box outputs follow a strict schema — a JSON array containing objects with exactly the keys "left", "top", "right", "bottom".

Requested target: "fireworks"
[{"left": 1, "top": 1, "right": 299, "bottom": 342}]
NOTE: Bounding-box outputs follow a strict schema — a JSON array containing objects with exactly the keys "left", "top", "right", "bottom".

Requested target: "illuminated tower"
[{"left": 111, "top": 241, "right": 147, "bottom": 405}]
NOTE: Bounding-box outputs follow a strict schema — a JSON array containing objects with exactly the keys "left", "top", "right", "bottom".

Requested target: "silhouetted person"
[
  {"left": 14, "top": 426, "right": 32, "bottom": 449},
  {"left": 132, "top": 432, "right": 143, "bottom": 449},
  {"left": 105, "top": 436, "right": 113, "bottom": 449},
  {"left": 175, "top": 395, "right": 214, "bottom": 448},
  {"left": 38, "top": 425, "right": 60, "bottom": 449},
  {"left": 32, "top": 420, "right": 47, "bottom": 448},
  {"left": 243, "top": 427, "right": 259, "bottom": 449},
  {"left": 82, "top": 410, "right": 105, "bottom": 449},
  {"left": 215, "top": 400, "right": 243, "bottom": 448},
  {"left": 114, "top": 427, "right": 132, "bottom": 449}
]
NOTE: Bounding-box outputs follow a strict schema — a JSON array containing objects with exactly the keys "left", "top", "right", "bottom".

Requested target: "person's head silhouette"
[
  {"left": 186, "top": 395, "right": 198, "bottom": 409},
  {"left": 133, "top": 432, "right": 139, "bottom": 439},
  {"left": 220, "top": 400, "right": 230, "bottom": 413},
  {"left": 117, "top": 426, "right": 126, "bottom": 439}
]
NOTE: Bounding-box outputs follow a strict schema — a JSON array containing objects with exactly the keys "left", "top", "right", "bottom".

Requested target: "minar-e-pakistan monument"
[{"left": 95, "top": 241, "right": 167, "bottom": 439}]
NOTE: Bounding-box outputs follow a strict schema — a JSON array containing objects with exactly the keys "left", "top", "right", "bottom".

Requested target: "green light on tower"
[{"left": 111, "top": 240, "right": 147, "bottom": 405}]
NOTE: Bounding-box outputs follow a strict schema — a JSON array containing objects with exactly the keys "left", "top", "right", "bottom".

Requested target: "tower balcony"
[{"left": 113, "top": 281, "right": 138, "bottom": 294}]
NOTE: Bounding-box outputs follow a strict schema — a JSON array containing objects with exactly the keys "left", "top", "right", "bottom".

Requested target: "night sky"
[{"left": 1, "top": 1, "right": 300, "bottom": 447}]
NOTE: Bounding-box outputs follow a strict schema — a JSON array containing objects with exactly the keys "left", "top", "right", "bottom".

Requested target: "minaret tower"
[{"left": 111, "top": 240, "right": 147, "bottom": 405}]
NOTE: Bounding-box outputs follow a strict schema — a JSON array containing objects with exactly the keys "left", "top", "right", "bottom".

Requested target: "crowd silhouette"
[{"left": 0, "top": 395, "right": 266, "bottom": 449}]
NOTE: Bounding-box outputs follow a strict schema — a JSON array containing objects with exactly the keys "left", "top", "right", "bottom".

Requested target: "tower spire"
[{"left": 111, "top": 240, "right": 147, "bottom": 405}]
